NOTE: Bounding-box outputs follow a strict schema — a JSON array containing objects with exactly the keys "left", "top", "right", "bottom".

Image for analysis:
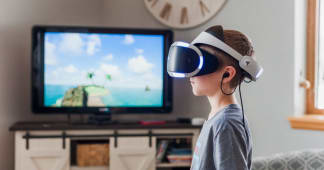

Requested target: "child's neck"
[{"left": 207, "top": 93, "right": 238, "bottom": 120}]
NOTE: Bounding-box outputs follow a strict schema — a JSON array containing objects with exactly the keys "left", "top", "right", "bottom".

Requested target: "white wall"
[
  {"left": 1, "top": 0, "right": 324, "bottom": 169},
  {"left": 0, "top": 0, "right": 105, "bottom": 169}
]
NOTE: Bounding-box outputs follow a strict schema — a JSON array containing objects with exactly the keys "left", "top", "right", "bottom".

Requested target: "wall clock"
[{"left": 144, "top": 0, "right": 227, "bottom": 29}]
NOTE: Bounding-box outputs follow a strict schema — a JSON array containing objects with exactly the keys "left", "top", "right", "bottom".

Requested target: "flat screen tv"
[{"left": 32, "top": 25, "right": 173, "bottom": 114}]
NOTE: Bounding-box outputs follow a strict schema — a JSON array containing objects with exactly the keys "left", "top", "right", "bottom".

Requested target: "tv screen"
[{"left": 32, "top": 25, "right": 173, "bottom": 114}]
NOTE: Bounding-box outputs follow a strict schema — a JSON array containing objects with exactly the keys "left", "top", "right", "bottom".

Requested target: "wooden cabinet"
[
  {"left": 15, "top": 132, "right": 70, "bottom": 170},
  {"left": 10, "top": 122, "right": 201, "bottom": 170},
  {"left": 110, "top": 137, "right": 156, "bottom": 170}
]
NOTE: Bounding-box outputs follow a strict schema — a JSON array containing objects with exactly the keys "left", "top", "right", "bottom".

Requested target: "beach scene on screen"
[{"left": 44, "top": 32, "right": 164, "bottom": 107}]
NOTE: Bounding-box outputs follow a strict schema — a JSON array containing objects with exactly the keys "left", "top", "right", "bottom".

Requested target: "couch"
[{"left": 252, "top": 149, "right": 324, "bottom": 170}]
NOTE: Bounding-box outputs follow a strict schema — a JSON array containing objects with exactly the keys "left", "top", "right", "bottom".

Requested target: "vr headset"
[{"left": 167, "top": 26, "right": 263, "bottom": 81}]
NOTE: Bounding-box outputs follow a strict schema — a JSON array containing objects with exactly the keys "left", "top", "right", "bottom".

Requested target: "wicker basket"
[{"left": 77, "top": 143, "right": 109, "bottom": 166}]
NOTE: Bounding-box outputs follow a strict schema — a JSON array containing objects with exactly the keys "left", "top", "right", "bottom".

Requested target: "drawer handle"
[{"left": 148, "top": 130, "right": 152, "bottom": 147}]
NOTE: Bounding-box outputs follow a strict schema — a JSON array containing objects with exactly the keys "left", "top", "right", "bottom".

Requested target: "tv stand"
[{"left": 10, "top": 121, "right": 201, "bottom": 170}]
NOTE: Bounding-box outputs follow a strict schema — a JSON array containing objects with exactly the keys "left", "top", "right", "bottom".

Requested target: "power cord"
[
  {"left": 239, "top": 77, "right": 249, "bottom": 141},
  {"left": 220, "top": 73, "right": 248, "bottom": 140}
]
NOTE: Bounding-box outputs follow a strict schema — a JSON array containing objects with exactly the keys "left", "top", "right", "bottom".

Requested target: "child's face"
[
  {"left": 189, "top": 46, "right": 224, "bottom": 96},
  {"left": 190, "top": 72, "right": 221, "bottom": 96}
]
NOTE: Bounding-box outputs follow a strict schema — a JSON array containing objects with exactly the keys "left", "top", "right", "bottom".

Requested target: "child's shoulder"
[
  {"left": 208, "top": 104, "right": 244, "bottom": 134},
  {"left": 222, "top": 104, "right": 243, "bottom": 124}
]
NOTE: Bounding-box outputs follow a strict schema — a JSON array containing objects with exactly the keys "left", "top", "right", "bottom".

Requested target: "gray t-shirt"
[{"left": 191, "top": 104, "right": 252, "bottom": 170}]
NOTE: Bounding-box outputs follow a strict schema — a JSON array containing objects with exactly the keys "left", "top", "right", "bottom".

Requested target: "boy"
[{"left": 167, "top": 25, "right": 263, "bottom": 170}]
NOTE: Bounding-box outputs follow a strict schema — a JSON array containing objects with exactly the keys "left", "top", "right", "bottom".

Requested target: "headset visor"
[{"left": 167, "top": 43, "right": 201, "bottom": 77}]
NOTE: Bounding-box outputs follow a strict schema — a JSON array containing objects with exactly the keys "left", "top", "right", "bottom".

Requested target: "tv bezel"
[{"left": 31, "top": 25, "right": 173, "bottom": 114}]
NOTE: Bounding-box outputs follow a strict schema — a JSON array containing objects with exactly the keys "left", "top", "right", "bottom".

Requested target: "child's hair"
[{"left": 200, "top": 26, "right": 255, "bottom": 88}]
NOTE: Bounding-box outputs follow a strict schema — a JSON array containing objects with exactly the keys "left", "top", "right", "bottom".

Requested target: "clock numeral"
[
  {"left": 180, "top": 7, "right": 189, "bottom": 24},
  {"left": 199, "top": 0, "right": 210, "bottom": 17},
  {"left": 160, "top": 3, "right": 172, "bottom": 21},
  {"left": 148, "top": 0, "right": 158, "bottom": 8}
]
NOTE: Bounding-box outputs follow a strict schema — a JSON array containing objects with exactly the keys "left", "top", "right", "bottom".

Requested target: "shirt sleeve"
[{"left": 213, "top": 122, "right": 249, "bottom": 170}]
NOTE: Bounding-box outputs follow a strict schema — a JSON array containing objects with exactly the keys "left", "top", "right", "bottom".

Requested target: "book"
[
  {"left": 156, "top": 140, "right": 169, "bottom": 163},
  {"left": 167, "top": 154, "right": 192, "bottom": 163}
]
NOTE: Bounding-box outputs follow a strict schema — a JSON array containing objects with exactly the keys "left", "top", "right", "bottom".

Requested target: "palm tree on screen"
[{"left": 87, "top": 72, "right": 95, "bottom": 85}]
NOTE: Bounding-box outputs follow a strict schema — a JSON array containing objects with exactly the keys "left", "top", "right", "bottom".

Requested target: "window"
[
  {"left": 316, "top": 0, "right": 324, "bottom": 109},
  {"left": 288, "top": 0, "right": 324, "bottom": 131},
  {"left": 306, "top": 0, "right": 324, "bottom": 114}
]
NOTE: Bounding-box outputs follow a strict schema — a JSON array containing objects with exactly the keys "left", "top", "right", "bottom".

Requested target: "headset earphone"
[
  {"left": 223, "top": 72, "right": 230, "bottom": 78},
  {"left": 221, "top": 72, "right": 235, "bottom": 95}
]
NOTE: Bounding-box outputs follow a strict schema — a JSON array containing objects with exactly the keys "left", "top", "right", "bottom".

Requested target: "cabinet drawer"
[
  {"left": 112, "top": 137, "right": 154, "bottom": 148},
  {"left": 28, "top": 138, "right": 66, "bottom": 150}
]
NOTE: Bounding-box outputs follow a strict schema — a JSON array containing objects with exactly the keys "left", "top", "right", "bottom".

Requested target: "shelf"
[
  {"left": 156, "top": 135, "right": 192, "bottom": 139},
  {"left": 156, "top": 162, "right": 191, "bottom": 168},
  {"left": 9, "top": 121, "right": 202, "bottom": 131},
  {"left": 71, "top": 166, "right": 109, "bottom": 170}
]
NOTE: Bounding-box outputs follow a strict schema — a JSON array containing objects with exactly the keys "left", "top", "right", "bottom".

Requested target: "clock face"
[{"left": 144, "top": 0, "right": 227, "bottom": 29}]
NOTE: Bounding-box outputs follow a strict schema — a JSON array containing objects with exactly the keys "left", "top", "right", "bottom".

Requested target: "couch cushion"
[{"left": 252, "top": 149, "right": 324, "bottom": 170}]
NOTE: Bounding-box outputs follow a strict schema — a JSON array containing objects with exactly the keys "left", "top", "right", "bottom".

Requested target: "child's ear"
[{"left": 222, "top": 66, "right": 236, "bottom": 83}]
